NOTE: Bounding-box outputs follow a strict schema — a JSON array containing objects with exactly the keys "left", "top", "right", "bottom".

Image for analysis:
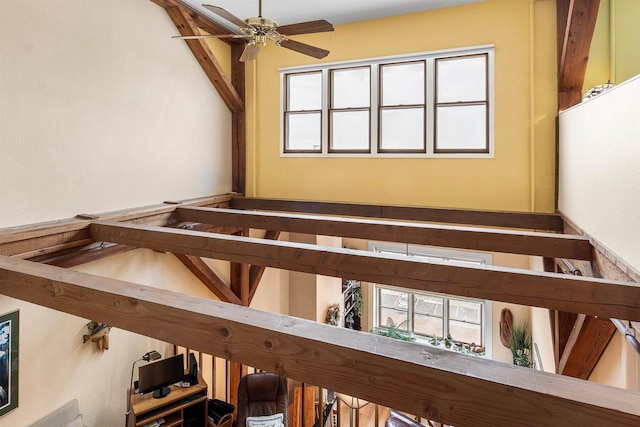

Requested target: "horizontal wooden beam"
[
  {"left": 89, "top": 221, "right": 640, "bottom": 321},
  {"left": 231, "top": 197, "right": 564, "bottom": 231},
  {"left": 0, "top": 194, "right": 234, "bottom": 260},
  {"left": 177, "top": 207, "right": 592, "bottom": 260},
  {"left": 1, "top": 256, "right": 639, "bottom": 427}
]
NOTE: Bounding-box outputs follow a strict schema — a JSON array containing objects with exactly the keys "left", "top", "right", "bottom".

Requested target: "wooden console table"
[{"left": 127, "top": 374, "right": 208, "bottom": 427}]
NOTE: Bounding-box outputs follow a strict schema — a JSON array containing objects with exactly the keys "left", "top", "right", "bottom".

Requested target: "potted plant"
[{"left": 510, "top": 323, "right": 532, "bottom": 367}]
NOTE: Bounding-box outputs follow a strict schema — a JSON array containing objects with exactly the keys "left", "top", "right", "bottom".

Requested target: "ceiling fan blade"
[
  {"left": 276, "top": 20, "right": 334, "bottom": 36},
  {"left": 203, "top": 4, "right": 252, "bottom": 30},
  {"left": 240, "top": 43, "right": 262, "bottom": 62},
  {"left": 278, "top": 39, "right": 330, "bottom": 59},
  {"left": 172, "top": 34, "right": 251, "bottom": 40}
]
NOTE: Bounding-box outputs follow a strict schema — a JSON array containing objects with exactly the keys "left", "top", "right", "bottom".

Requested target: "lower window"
[{"left": 370, "top": 242, "right": 492, "bottom": 354}]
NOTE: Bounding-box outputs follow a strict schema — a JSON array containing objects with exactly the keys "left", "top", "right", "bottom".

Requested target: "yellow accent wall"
[
  {"left": 584, "top": 0, "right": 640, "bottom": 91},
  {"left": 246, "top": 0, "right": 557, "bottom": 213}
]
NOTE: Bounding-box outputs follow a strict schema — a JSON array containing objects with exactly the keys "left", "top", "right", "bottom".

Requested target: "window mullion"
[
  {"left": 321, "top": 68, "right": 329, "bottom": 154},
  {"left": 426, "top": 58, "right": 435, "bottom": 155},
  {"left": 443, "top": 298, "right": 450, "bottom": 338},
  {"left": 370, "top": 64, "right": 379, "bottom": 155}
]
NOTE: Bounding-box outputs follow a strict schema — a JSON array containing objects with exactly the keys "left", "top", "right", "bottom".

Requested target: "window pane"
[
  {"left": 449, "top": 299, "right": 481, "bottom": 323},
  {"left": 414, "top": 295, "right": 443, "bottom": 317},
  {"left": 332, "top": 68, "right": 370, "bottom": 109},
  {"left": 288, "top": 72, "right": 322, "bottom": 111},
  {"left": 380, "top": 308, "right": 409, "bottom": 330},
  {"left": 414, "top": 314, "right": 443, "bottom": 338},
  {"left": 286, "top": 113, "right": 321, "bottom": 151},
  {"left": 449, "top": 320, "right": 482, "bottom": 345},
  {"left": 437, "top": 55, "right": 486, "bottom": 103},
  {"left": 331, "top": 110, "right": 369, "bottom": 151},
  {"left": 379, "top": 289, "right": 406, "bottom": 308},
  {"left": 436, "top": 104, "right": 487, "bottom": 151},
  {"left": 380, "top": 108, "right": 424, "bottom": 151},
  {"left": 381, "top": 62, "right": 425, "bottom": 106}
]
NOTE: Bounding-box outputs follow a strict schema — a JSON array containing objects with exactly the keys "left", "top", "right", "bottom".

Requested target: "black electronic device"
[
  {"left": 138, "top": 353, "right": 185, "bottom": 399},
  {"left": 188, "top": 352, "right": 199, "bottom": 385}
]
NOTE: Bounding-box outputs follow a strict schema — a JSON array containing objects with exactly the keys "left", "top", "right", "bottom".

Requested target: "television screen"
[{"left": 138, "top": 354, "right": 185, "bottom": 399}]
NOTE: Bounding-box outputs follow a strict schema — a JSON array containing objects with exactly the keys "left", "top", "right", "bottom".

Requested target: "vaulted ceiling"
[{"left": 181, "top": 0, "right": 485, "bottom": 27}]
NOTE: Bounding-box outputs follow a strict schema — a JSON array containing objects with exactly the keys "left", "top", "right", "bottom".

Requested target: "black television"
[{"left": 138, "top": 353, "right": 185, "bottom": 399}]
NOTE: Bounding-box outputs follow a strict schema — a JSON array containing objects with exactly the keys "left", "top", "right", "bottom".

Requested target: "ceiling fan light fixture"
[{"left": 174, "top": 2, "right": 334, "bottom": 61}]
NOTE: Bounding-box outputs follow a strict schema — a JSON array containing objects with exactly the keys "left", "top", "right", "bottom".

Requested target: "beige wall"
[
  {"left": 0, "top": 0, "right": 234, "bottom": 425},
  {"left": 246, "top": 0, "right": 557, "bottom": 213}
]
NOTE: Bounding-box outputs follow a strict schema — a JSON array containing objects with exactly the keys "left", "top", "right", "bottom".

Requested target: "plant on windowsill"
[
  {"left": 510, "top": 323, "right": 532, "bottom": 367},
  {"left": 444, "top": 333, "right": 453, "bottom": 348},
  {"left": 372, "top": 322, "right": 416, "bottom": 342}
]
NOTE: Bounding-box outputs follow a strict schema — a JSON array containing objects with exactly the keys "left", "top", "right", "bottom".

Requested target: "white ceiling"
[{"left": 181, "top": 0, "right": 484, "bottom": 28}]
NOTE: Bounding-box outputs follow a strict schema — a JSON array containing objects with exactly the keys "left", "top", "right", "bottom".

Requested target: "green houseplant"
[{"left": 510, "top": 323, "right": 532, "bottom": 367}]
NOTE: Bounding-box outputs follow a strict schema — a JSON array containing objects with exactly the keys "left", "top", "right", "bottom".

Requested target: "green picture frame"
[{"left": 0, "top": 310, "right": 19, "bottom": 417}]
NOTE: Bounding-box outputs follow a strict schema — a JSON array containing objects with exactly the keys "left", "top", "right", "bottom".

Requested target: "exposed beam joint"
[{"left": 89, "top": 221, "right": 640, "bottom": 321}]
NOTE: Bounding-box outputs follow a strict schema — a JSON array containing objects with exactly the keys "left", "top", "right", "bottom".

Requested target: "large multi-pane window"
[
  {"left": 281, "top": 45, "right": 493, "bottom": 157},
  {"left": 370, "top": 242, "right": 492, "bottom": 352}
]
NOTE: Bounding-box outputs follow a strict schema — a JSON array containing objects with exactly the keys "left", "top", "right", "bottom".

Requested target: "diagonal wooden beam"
[
  {"left": 2, "top": 256, "right": 640, "bottom": 427},
  {"left": 560, "top": 315, "right": 616, "bottom": 379},
  {"left": 176, "top": 207, "right": 592, "bottom": 260},
  {"left": 249, "top": 230, "right": 281, "bottom": 304},
  {"left": 150, "top": 0, "right": 243, "bottom": 42},
  {"left": 230, "top": 197, "right": 564, "bottom": 231},
  {"left": 89, "top": 221, "right": 640, "bottom": 321},
  {"left": 175, "top": 253, "right": 241, "bottom": 305},
  {"left": 164, "top": 5, "right": 243, "bottom": 113},
  {"left": 557, "top": 0, "right": 601, "bottom": 109}
]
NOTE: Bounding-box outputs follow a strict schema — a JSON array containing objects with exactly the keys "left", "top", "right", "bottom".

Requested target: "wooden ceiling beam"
[
  {"left": 175, "top": 253, "right": 242, "bottom": 304},
  {"left": 0, "top": 194, "right": 234, "bottom": 260},
  {"left": 163, "top": 5, "right": 243, "bottom": 113},
  {"left": 176, "top": 206, "right": 592, "bottom": 260},
  {"left": 560, "top": 314, "right": 616, "bottom": 379},
  {"left": 1, "top": 256, "right": 639, "bottom": 427},
  {"left": 231, "top": 197, "right": 564, "bottom": 231},
  {"left": 89, "top": 221, "right": 640, "bottom": 321},
  {"left": 557, "top": 0, "right": 601, "bottom": 110},
  {"left": 150, "top": 0, "right": 243, "bottom": 42}
]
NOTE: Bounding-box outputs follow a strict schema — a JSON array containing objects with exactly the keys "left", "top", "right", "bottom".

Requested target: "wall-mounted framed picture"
[{"left": 0, "top": 310, "right": 18, "bottom": 417}]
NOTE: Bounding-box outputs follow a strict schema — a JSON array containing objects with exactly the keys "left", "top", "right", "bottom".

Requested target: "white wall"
[
  {"left": 0, "top": 0, "right": 232, "bottom": 228},
  {"left": 558, "top": 75, "right": 640, "bottom": 272},
  {"left": 0, "top": 0, "right": 233, "bottom": 425},
  {"left": 559, "top": 74, "right": 640, "bottom": 388}
]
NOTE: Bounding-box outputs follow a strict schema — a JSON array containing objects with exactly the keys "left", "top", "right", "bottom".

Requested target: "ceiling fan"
[{"left": 174, "top": 1, "right": 334, "bottom": 62}]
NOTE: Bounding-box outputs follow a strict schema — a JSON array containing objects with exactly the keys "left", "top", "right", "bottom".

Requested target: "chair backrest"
[
  {"left": 217, "top": 412, "right": 234, "bottom": 427},
  {"left": 236, "top": 372, "right": 289, "bottom": 427}
]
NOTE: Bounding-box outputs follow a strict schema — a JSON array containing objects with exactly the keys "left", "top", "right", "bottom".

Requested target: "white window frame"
[
  {"left": 368, "top": 242, "right": 493, "bottom": 358},
  {"left": 280, "top": 45, "right": 495, "bottom": 158}
]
